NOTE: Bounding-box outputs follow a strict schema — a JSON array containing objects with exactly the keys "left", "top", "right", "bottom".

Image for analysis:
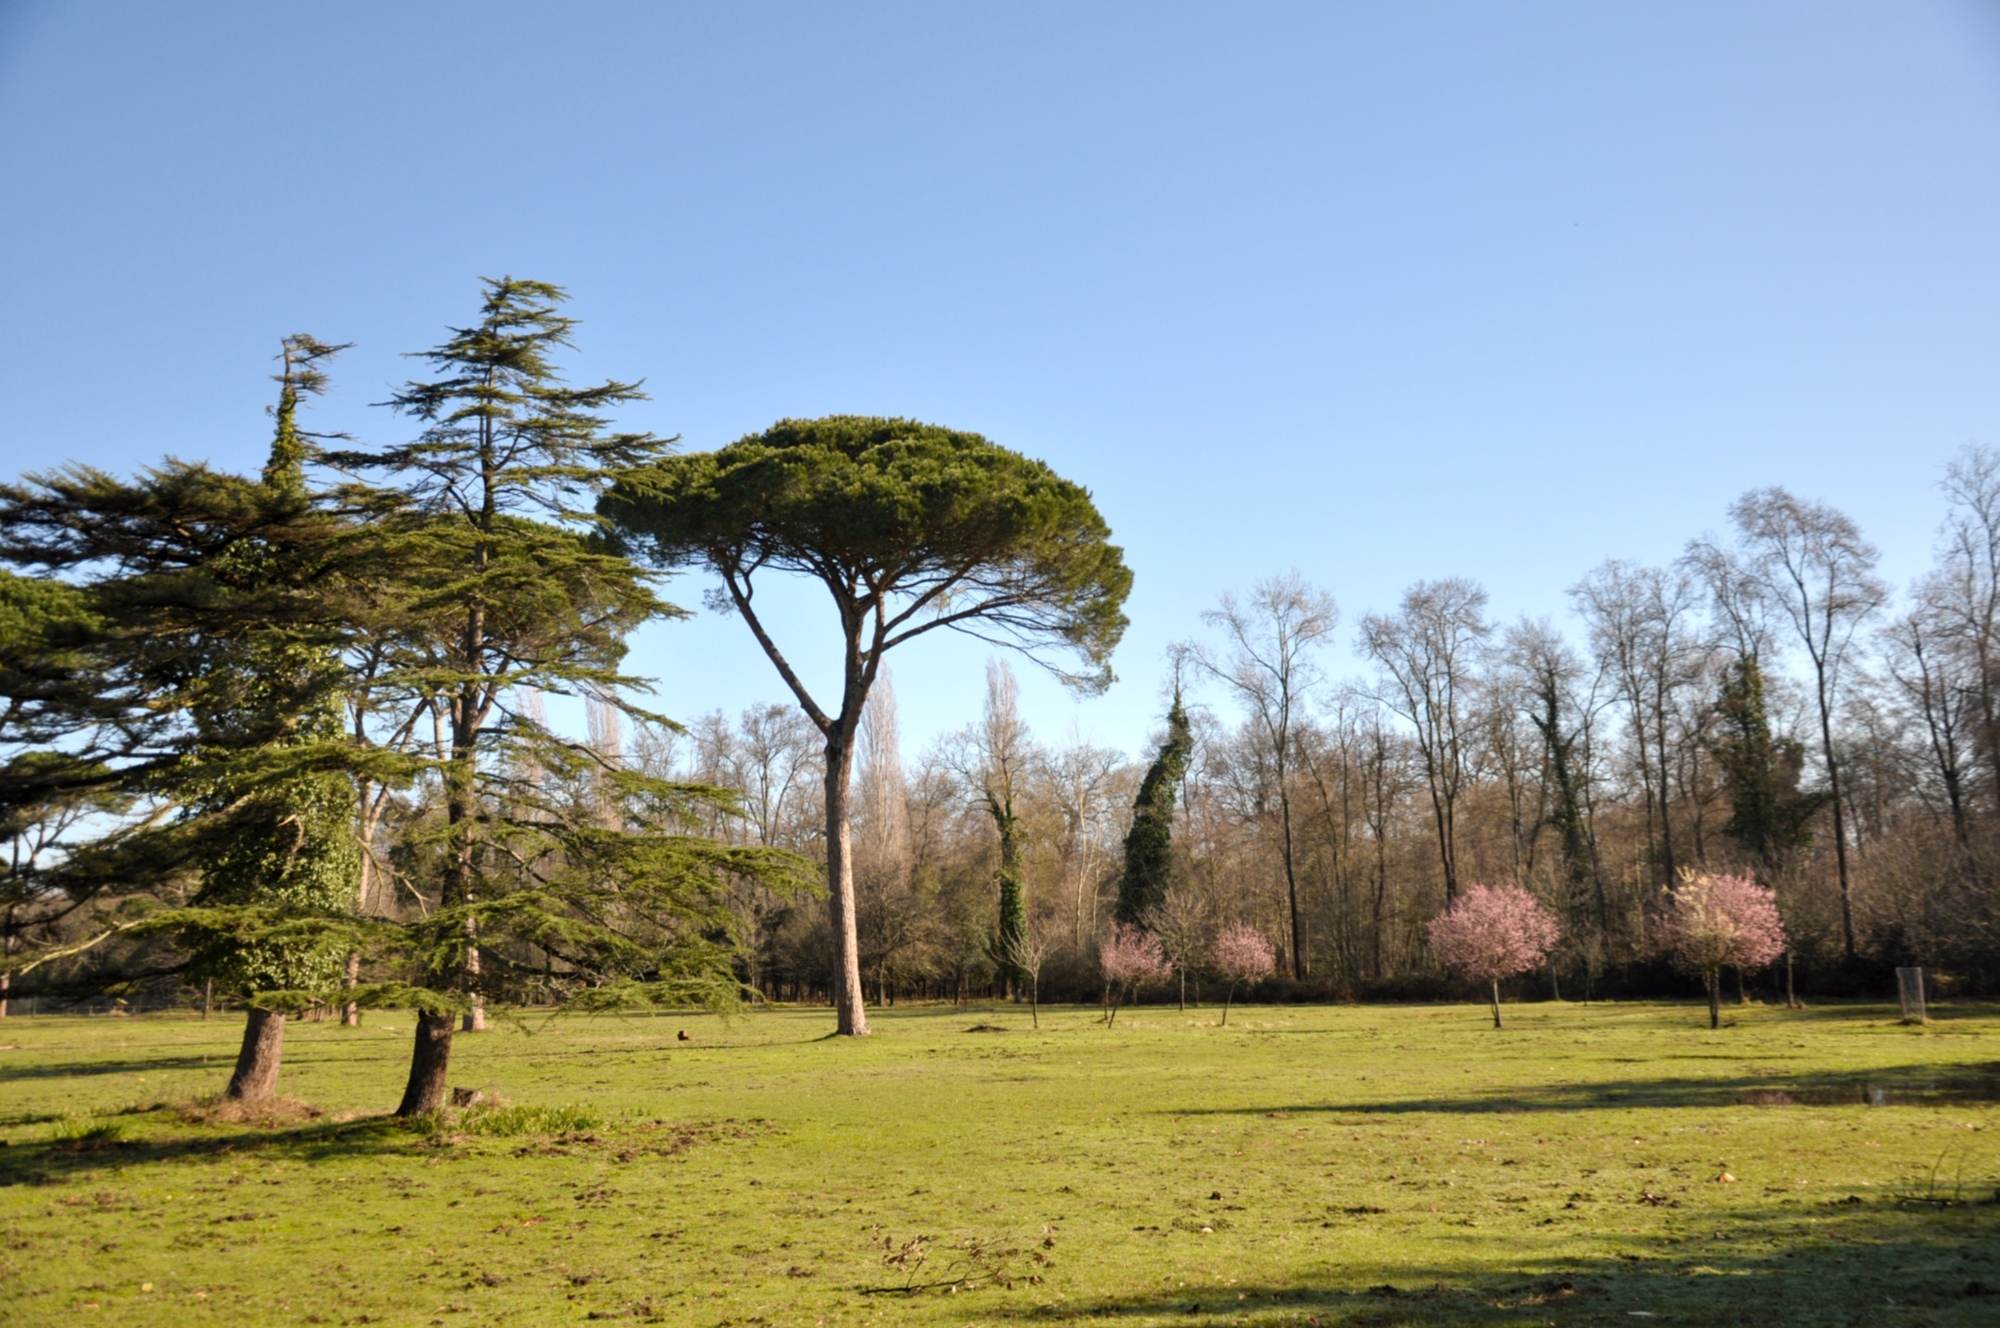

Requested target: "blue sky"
[{"left": 4, "top": 2, "right": 1998, "bottom": 757}]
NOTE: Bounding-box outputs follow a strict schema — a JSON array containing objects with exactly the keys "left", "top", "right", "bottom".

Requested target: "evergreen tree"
[
  {"left": 328, "top": 279, "right": 804, "bottom": 1112},
  {"left": 0, "top": 342, "right": 365, "bottom": 1089},
  {"left": 1115, "top": 694, "right": 1192, "bottom": 925},
  {"left": 605, "top": 415, "right": 1131, "bottom": 1036},
  {"left": 1710, "top": 655, "right": 1826, "bottom": 878}
]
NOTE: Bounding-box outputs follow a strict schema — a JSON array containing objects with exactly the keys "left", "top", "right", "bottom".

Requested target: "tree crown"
[{"left": 604, "top": 415, "right": 1131, "bottom": 699}]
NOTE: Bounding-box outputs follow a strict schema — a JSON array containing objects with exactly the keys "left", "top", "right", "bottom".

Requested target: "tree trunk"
[
  {"left": 396, "top": 1011, "right": 455, "bottom": 1116},
  {"left": 1489, "top": 977, "right": 1502, "bottom": 1029},
  {"left": 462, "top": 918, "right": 485, "bottom": 1032},
  {"left": 823, "top": 738, "right": 871, "bottom": 1036},
  {"left": 202, "top": 977, "right": 212, "bottom": 1020},
  {"left": 224, "top": 1007, "right": 286, "bottom": 1103},
  {"left": 1221, "top": 983, "right": 1234, "bottom": 1027},
  {"left": 1178, "top": 969, "right": 1186, "bottom": 1012},
  {"left": 1029, "top": 975, "right": 1039, "bottom": 1029},
  {"left": 1785, "top": 949, "right": 1800, "bottom": 1008},
  {"left": 341, "top": 950, "right": 361, "bottom": 1026},
  {"left": 1707, "top": 971, "right": 1721, "bottom": 1029},
  {"left": 1279, "top": 788, "right": 1306, "bottom": 979},
  {"left": 1735, "top": 966, "right": 1748, "bottom": 1005}
]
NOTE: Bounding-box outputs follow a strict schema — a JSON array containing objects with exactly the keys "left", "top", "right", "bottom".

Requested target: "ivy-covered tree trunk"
[{"left": 224, "top": 1008, "right": 286, "bottom": 1103}]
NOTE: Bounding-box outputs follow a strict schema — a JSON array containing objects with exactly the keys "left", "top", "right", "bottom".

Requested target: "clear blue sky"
[{"left": 4, "top": 2, "right": 1998, "bottom": 757}]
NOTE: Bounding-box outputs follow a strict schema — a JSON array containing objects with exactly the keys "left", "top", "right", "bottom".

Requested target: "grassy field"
[{"left": 0, "top": 999, "right": 1996, "bottom": 1327}]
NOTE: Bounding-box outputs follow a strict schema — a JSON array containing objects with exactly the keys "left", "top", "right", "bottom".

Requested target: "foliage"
[
  {"left": 1709, "top": 656, "right": 1825, "bottom": 874},
  {"left": 1114, "top": 693, "right": 1192, "bottom": 925},
  {"left": 1426, "top": 883, "right": 1562, "bottom": 984},
  {"left": 603, "top": 413, "right": 1132, "bottom": 1036},
  {"left": 1209, "top": 922, "right": 1277, "bottom": 986},
  {"left": 1657, "top": 871, "right": 1787, "bottom": 978},
  {"left": 1098, "top": 922, "right": 1167, "bottom": 1026}
]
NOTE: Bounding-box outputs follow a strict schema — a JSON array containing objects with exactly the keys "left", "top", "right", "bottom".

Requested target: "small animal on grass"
[{"left": 677, "top": 1030, "right": 691, "bottom": 1041}]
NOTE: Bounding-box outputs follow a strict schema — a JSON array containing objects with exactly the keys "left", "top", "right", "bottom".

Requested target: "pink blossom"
[
  {"left": 1099, "top": 923, "right": 1168, "bottom": 1026},
  {"left": 1426, "top": 884, "right": 1561, "bottom": 1028},
  {"left": 1655, "top": 872, "right": 1786, "bottom": 1028},
  {"left": 1209, "top": 923, "right": 1277, "bottom": 986},
  {"left": 1099, "top": 922, "right": 1169, "bottom": 986},
  {"left": 1426, "top": 884, "right": 1561, "bottom": 984},
  {"left": 1208, "top": 923, "right": 1276, "bottom": 1027}
]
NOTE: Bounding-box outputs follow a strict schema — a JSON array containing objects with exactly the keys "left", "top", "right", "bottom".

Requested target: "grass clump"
[
  {"left": 45, "top": 1115, "right": 124, "bottom": 1148},
  {"left": 458, "top": 1101, "right": 601, "bottom": 1136}
]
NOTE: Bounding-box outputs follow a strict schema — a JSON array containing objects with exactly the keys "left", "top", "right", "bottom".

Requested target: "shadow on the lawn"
[
  {"left": 971, "top": 1199, "right": 2000, "bottom": 1324},
  {"left": 0, "top": 1111, "right": 430, "bottom": 1182},
  {"left": 1175, "top": 1061, "right": 2000, "bottom": 1116}
]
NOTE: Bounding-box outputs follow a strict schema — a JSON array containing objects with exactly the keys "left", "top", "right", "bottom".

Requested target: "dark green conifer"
[{"left": 1115, "top": 694, "right": 1193, "bottom": 926}]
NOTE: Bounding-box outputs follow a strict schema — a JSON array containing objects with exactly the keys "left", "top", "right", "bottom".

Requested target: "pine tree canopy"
[{"left": 602, "top": 415, "right": 1131, "bottom": 697}]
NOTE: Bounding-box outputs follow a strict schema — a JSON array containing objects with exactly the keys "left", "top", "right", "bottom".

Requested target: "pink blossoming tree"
[
  {"left": 1656, "top": 872, "right": 1786, "bottom": 1028},
  {"left": 1209, "top": 923, "right": 1277, "bottom": 1027},
  {"left": 1426, "top": 883, "right": 1562, "bottom": 1028},
  {"left": 1099, "top": 923, "right": 1168, "bottom": 1027}
]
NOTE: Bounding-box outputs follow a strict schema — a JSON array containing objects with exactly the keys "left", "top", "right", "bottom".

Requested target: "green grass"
[{"left": 0, "top": 1000, "right": 1997, "bottom": 1326}]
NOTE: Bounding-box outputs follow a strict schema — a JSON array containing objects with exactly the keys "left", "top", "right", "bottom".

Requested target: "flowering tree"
[
  {"left": 1426, "top": 884, "right": 1562, "bottom": 1028},
  {"left": 1098, "top": 923, "right": 1168, "bottom": 1027},
  {"left": 1208, "top": 923, "right": 1276, "bottom": 1027},
  {"left": 1656, "top": 872, "right": 1785, "bottom": 1028}
]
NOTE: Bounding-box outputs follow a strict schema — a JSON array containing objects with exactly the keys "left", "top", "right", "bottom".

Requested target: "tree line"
[{"left": 624, "top": 473, "right": 2000, "bottom": 1010}]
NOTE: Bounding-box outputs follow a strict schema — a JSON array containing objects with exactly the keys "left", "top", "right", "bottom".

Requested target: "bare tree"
[
  {"left": 1571, "top": 560, "right": 1701, "bottom": 889},
  {"left": 1145, "top": 882, "right": 1212, "bottom": 1010},
  {"left": 1728, "top": 488, "right": 1886, "bottom": 958},
  {"left": 1933, "top": 445, "right": 2000, "bottom": 801},
  {"left": 1361, "top": 579, "right": 1489, "bottom": 905},
  {"left": 1193, "top": 574, "right": 1337, "bottom": 978}
]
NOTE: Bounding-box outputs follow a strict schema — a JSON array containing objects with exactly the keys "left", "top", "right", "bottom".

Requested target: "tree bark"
[
  {"left": 224, "top": 1008, "right": 286, "bottom": 1103},
  {"left": 823, "top": 738, "right": 871, "bottom": 1036},
  {"left": 1222, "top": 984, "right": 1234, "bottom": 1027},
  {"left": 1489, "top": 977, "right": 1502, "bottom": 1029},
  {"left": 1707, "top": 971, "right": 1721, "bottom": 1029},
  {"left": 462, "top": 927, "right": 486, "bottom": 1032},
  {"left": 341, "top": 950, "right": 361, "bottom": 1027},
  {"left": 396, "top": 1011, "right": 455, "bottom": 1116}
]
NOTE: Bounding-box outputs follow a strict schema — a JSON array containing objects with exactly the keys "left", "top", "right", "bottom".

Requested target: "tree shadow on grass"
[
  {"left": 968, "top": 1197, "right": 2000, "bottom": 1325},
  {"left": 0, "top": 1110, "right": 432, "bottom": 1184},
  {"left": 1173, "top": 1061, "right": 2000, "bottom": 1117}
]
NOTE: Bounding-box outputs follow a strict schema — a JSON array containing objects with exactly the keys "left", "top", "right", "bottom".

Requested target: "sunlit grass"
[{"left": 0, "top": 999, "right": 1995, "bottom": 1325}]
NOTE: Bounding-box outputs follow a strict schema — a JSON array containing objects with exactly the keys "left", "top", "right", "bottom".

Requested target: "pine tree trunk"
[
  {"left": 341, "top": 950, "right": 361, "bottom": 1026},
  {"left": 224, "top": 1008, "right": 286, "bottom": 1102},
  {"left": 823, "top": 736, "right": 871, "bottom": 1036},
  {"left": 396, "top": 1011, "right": 455, "bottom": 1116},
  {"left": 1490, "top": 978, "right": 1503, "bottom": 1029}
]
